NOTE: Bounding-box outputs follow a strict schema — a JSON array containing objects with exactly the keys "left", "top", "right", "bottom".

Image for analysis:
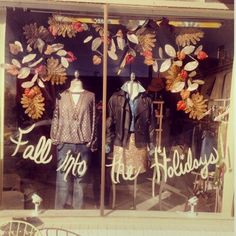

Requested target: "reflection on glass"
[{"left": 2, "top": 8, "right": 233, "bottom": 214}]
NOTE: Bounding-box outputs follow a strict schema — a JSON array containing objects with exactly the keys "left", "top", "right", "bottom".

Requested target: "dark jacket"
[{"left": 106, "top": 90, "right": 156, "bottom": 152}]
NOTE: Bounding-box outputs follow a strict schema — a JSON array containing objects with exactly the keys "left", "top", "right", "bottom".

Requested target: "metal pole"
[{"left": 100, "top": 3, "right": 108, "bottom": 216}]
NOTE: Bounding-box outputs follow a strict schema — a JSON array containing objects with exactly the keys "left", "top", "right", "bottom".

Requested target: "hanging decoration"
[
  {"left": 48, "top": 15, "right": 88, "bottom": 37},
  {"left": 4, "top": 22, "right": 76, "bottom": 120},
  {"left": 5, "top": 13, "right": 209, "bottom": 121},
  {"left": 21, "top": 86, "right": 45, "bottom": 119}
]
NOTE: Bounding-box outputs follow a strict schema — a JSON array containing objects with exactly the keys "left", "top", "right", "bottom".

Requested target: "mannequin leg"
[
  {"left": 73, "top": 144, "right": 91, "bottom": 209},
  {"left": 55, "top": 143, "right": 75, "bottom": 209}
]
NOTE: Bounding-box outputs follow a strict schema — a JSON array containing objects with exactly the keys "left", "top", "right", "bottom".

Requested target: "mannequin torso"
[
  {"left": 127, "top": 81, "right": 140, "bottom": 100},
  {"left": 69, "top": 71, "right": 85, "bottom": 105}
]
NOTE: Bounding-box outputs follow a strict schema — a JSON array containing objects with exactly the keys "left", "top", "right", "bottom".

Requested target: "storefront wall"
[{"left": 0, "top": 0, "right": 234, "bottom": 235}]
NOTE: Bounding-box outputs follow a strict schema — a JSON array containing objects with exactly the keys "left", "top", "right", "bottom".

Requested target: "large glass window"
[{"left": 1, "top": 5, "right": 234, "bottom": 216}]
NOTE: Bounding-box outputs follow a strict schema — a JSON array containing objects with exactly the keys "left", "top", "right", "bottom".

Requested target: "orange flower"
[
  {"left": 143, "top": 50, "right": 153, "bottom": 59},
  {"left": 72, "top": 22, "right": 84, "bottom": 32},
  {"left": 177, "top": 100, "right": 186, "bottom": 111},
  {"left": 197, "top": 51, "right": 208, "bottom": 60},
  {"left": 180, "top": 70, "right": 188, "bottom": 80},
  {"left": 126, "top": 54, "right": 135, "bottom": 64}
]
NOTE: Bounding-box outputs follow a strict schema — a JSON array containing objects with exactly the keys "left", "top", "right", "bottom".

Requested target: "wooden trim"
[
  {"left": 0, "top": 1, "right": 233, "bottom": 19},
  {"left": 0, "top": 8, "right": 6, "bottom": 209},
  {"left": 221, "top": 61, "right": 235, "bottom": 216},
  {"left": 100, "top": 3, "right": 108, "bottom": 217}
]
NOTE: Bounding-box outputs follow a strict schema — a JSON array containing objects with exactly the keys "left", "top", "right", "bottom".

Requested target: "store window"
[{"left": 1, "top": 5, "right": 234, "bottom": 215}]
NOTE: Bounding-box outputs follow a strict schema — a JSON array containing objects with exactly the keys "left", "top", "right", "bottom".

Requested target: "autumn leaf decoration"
[
  {"left": 45, "top": 57, "right": 67, "bottom": 85},
  {"left": 5, "top": 20, "right": 75, "bottom": 120},
  {"left": 23, "top": 23, "right": 53, "bottom": 48},
  {"left": 21, "top": 86, "right": 45, "bottom": 120},
  {"left": 175, "top": 28, "right": 204, "bottom": 47},
  {"left": 184, "top": 92, "right": 208, "bottom": 120},
  {"left": 48, "top": 15, "right": 88, "bottom": 38},
  {"left": 165, "top": 64, "right": 183, "bottom": 91}
]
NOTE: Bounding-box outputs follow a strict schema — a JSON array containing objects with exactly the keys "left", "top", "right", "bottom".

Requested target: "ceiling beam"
[{"left": 0, "top": 0, "right": 234, "bottom": 20}]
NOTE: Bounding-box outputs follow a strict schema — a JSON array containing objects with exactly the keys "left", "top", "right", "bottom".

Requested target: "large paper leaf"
[
  {"left": 117, "top": 37, "right": 126, "bottom": 50},
  {"left": 108, "top": 50, "right": 118, "bottom": 60},
  {"left": 51, "top": 43, "right": 64, "bottom": 52},
  {"left": 174, "top": 60, "right": 183, "bottom": 67},
  {"left": 192, "top": 79, "right": 205, "bottom": 85},
  {"left": 56, "top": 50, "right": 67, "bottom": 56},
  {"left": 22, "top": 54, "right": 37, "bottom": 64},
  {"left": 165, "top": 44, "right": 176, "bottom": 58},
  {"left": 35, "top": 38, "right": 45, "bottom": 54},
  {"left": 14, "top": 41, "right": 23, "bottom": 52},
  {"left": 28, "top": 58, "right": 43, "bottom": 68},
  {"left": 189, "top": 71, "right": 197, "bottom": 77},
  {"left": 12, "top": 59, "right": 21, "bottom": 68},
  {"left": 110, "top": 39, "right": 116, "bottom": 52},
  {"left": 31, "top": 73, "right": 38, "bottom": 83},
  {"left": 181, "top": 45, "right": 195, "bottom": 55},
  {"left": 91, "top": 37, "right": 102, "bottom": 51},
  {"left": 21, "top": 81, "right": 34, "bottom": 88},
  {"left": 171, "top": 81, "right": 185, "bottom": 93},
  {"left": 194, "top": 45, "right": 203, "bottom": 55},
  {"left": 83, "top": 35, "right": 93, "bottom": 43},
  {"left": 18, "top": 67, "right": 31, "bottom": 79},
  {"left": 158, "top": 47, "right": 163, "bottom": 59},
  {"left": 153, "top": 60, "right": 158, "bottom": 72},
  {"left": 27, "top": 44, "right": 32, "bottom": 52},
  {"left": 117, "top": 53, "right": 128, "bottom": 75},
  {"left": 160, "top": 59, "right": 171, "bottom": 73},
  {"left": 37, "top": 78, "right": 45, "bottom": 88},
  {"left": 127, "top": 34, "right": 139, "bottom": 44},
  {"left": 61, "top": 57, "right": 69, "bottom": 68},
  {"left": 187, "top": 82, "right": 199, "bottom": 91},
  {"left": 184, "top": 60, "right": 199, "bottom": 71}
]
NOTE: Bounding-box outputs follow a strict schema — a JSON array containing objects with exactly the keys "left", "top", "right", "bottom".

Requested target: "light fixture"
[{"left": 169, "top": 21, "right": 222, "bottom": 28}]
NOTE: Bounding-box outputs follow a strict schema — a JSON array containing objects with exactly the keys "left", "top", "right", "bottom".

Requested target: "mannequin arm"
[
  {"left": 148, "top": 99, "right": 157, "bottom": 152},
  {"left": 106, "top": 97, "right": 116, "bottom": 153}
]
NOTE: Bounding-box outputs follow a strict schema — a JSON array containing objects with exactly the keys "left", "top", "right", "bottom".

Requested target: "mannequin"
[
  {"left": 106, "top": 72, "right": 156, "bottom": 175},
  {"left": 69, "top": 70, "right": 85, "bottom": 104},
  {"left": 51, "top": 70, "right": 96, "bottom": 209}
]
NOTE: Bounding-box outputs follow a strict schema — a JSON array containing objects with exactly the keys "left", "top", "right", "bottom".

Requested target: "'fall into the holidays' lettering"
[
  {"left": 10, "top": 124, "right": 52, "bottom": 164},
  {"left": 106, "top": 156, "right": 141, "bottom": 184},
  {"left": 151, "top": 147, "right": 219, "bottom": 183},
  {"left": 56, "top": 151, "right": 87, "bottom": 182}
]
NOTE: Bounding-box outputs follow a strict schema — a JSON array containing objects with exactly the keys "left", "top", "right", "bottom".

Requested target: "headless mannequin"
[{"left": 69, "top": 70, "right": 84, "bottom": 105}]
